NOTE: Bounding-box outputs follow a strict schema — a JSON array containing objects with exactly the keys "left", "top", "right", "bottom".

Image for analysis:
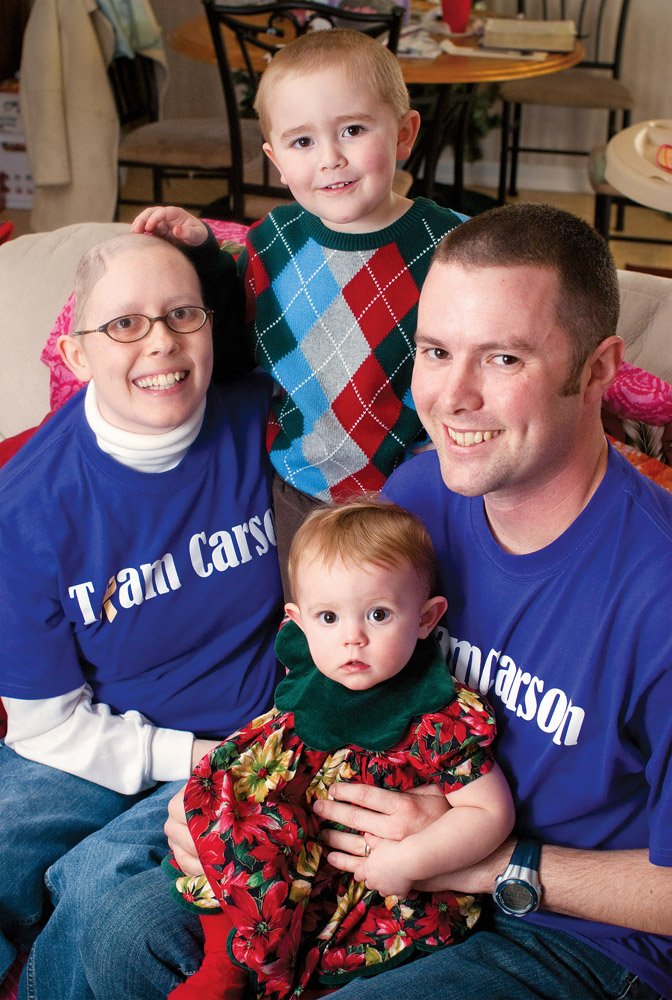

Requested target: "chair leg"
[
  {"left": 497, "top": 100, "right": 511, "bottom": 205},
  {"left": 593, "top": 193, "right": 611, "bottom": 239},
  {"left": 152, "top": 168, "right": 163, "bottom": 205},
  {"left": 615, "top": 200, "right": 626, "bottom": 232},
  {"left": 508, "top": 102, "right": 522, "bottom": 197}
]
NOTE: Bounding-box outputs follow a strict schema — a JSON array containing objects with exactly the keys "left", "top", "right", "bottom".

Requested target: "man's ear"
[
  {"left": 262, "top": 141, "right": 289, "bottom": 188},
  {"left": 57, "top": 334, "right": 92, "bottom": 382},
  {"left": 284, "top": 602, "right": 304, "bottom": 631},
  {"left": 396, "top": 109, "right": 421, "bottom": 162},
  {"left": 583, "top": 335, "right": 625, "bottom": 403},
  {"left": 417, "top": 595, "right": 448, "bottom": 639}
]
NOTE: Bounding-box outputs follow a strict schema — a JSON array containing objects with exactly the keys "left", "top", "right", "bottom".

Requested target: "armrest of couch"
[
  {"left": 0, "top": 221, "right": 130, "bottom": 441},
  {"left": 616, "top": 269, "right": 672, "bottom": 385}
]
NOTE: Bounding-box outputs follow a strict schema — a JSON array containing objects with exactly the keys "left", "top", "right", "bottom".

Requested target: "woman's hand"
[{"left": 164, "top": 785, "right": 204, "bottom": 877}]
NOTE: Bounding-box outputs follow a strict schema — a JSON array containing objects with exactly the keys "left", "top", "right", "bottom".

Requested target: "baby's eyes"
[
  {"left": 367, "top": 607, "right": 391, "bottom": 624},
  {"left": 343, "top": 124, "right": 365, "bottom": 138},
  {"left": 318, "top": 610, "right": 338, "bottom": 625}
]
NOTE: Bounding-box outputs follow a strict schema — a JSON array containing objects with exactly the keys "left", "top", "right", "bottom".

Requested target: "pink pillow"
[
  {"left": 40, "top": 220, "right": 251, "bottom": 412},
  {"left": 602, "top": 361, "right": 672, "bottom": 426}
]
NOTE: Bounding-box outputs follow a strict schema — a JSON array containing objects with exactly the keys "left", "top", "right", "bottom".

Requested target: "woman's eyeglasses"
[{"left": 73, "top": 306, "right": 213, "bottom": 344}]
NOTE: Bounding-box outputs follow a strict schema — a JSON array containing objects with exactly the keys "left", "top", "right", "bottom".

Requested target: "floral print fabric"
[{"left": 172, "top": 685, "right": 496, "bottom": 998}]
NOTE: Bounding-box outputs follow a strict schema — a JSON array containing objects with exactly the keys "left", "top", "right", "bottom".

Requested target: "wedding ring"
[{"left": 364, "top": 842, "right": 371, "bottom": 857}]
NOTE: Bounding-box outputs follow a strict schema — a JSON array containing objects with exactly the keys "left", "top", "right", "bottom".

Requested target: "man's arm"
[{"left": 316, "top": 782, "right": 672, "bottom": 936}]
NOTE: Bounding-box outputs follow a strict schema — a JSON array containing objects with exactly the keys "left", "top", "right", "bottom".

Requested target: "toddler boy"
[{"left": 133, "top": 29, "right": 465, "bottom": 588}]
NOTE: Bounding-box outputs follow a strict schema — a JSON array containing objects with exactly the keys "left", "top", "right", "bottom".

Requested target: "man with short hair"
[{"left": 316, "top": 204, "right": 672, "bottom": 999}]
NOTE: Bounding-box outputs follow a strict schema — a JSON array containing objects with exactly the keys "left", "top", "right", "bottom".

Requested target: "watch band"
[{"left": 510, "top": 838, "right": 541, "bottom": 872}]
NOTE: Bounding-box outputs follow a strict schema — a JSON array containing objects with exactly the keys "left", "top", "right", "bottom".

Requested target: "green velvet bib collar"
[{"left": 274, "top": 620, "right": 454, "bottom": 752}]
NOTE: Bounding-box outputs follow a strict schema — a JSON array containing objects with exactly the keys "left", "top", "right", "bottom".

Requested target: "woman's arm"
[
  {"left": 324, "top": 765, "right": 514, "bottom": 899},
  {"left": 4, "top": 687, "right": 217, "bottom": 795}
]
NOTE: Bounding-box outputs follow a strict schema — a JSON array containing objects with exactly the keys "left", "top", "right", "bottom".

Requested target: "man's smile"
[{"left": 447, "top": 428, "right": 502, "bottom": 447}]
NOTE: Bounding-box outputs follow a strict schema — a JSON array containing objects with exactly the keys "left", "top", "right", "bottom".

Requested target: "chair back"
[
  {"left": 515, "top": 0, "right": 630, "bottom": 76},
  {"left": 202, "top": 0, "right": 405, "bottom": 217},
  {"left": 107, "top": 54, "right": 159, "bottom": 129}
]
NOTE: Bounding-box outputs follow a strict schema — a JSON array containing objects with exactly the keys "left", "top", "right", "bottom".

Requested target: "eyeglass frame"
[{"left": 72, "top": 306, "right": 214, "bottom": 344}]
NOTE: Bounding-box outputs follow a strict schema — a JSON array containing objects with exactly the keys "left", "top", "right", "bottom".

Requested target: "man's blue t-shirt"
[{"left": 384, "top": 446, "right": 672, "bottom": 996}]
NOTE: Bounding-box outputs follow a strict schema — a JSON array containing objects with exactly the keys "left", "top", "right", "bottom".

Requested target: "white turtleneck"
[
  {"left": 4, "top": 385, "right": 212, "bottom": 794},
  {"left": 85, "top": 381, "right": 206, "bottom": 473}
]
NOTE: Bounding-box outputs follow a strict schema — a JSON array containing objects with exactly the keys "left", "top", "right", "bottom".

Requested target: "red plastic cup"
[{"left": 440, "top": 0, "right": 472, "bottom": 33}]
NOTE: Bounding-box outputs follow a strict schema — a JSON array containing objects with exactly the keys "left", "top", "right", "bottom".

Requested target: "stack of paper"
[{"left": 482, "top": 18, "right": 576, "bottom": 53}]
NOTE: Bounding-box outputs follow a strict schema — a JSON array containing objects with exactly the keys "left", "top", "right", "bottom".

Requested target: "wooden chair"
[
  {"left": 202, "top": 0, "right": 411, "bottom": 222},
  {"left": 497, "top": 0, "right": 633, "bottom": 204},
  {"left": 109, "top": 53, "right": 265, "bottom": 217}
]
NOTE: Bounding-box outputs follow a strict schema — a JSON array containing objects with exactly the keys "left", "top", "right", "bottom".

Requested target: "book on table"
[{"left": 482, "top": 18, "right": 576, "bottom": 53}]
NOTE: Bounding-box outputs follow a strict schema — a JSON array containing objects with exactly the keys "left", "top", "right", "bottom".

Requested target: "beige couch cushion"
[
  {"left": 616, "top": 270, "right": 672, "bottom": 385},
  {"left": 0, "top": 221, "right": 129, "bottom": 440}
]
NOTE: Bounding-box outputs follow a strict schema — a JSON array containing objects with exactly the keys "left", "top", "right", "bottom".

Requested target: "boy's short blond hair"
[
  {"left": 254, "top": 29, "right": 411, "bottom": 138},
  {"left": 287, "top": 496, "right": 441, "bottom": 601}
]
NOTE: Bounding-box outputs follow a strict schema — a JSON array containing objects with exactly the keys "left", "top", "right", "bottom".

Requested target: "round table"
[
  {"left": 605, "top": 121, "right": 672, "bottom": 214},
  {"left": 169, "top": 12, "right": 583, "bottom": 211}
]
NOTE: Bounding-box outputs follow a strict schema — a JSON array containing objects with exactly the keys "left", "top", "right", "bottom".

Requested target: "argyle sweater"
[{"left": 237, "top": 198, "right": 463, "bottom": 501}]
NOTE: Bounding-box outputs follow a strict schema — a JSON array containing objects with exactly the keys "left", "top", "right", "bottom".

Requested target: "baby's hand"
[
  {"left": 351, "top": 838, "right": 414, "bottom": 899},
  {"left": 131, "top": 205, "right": 208, "bottom": 247}
]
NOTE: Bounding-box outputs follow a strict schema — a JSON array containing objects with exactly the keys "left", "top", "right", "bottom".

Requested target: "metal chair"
[
  {"left": 110, "top": 53, "right": 264, "bottom": 217},
  {"left": 497, "top": 0, "right": 633, "bottom": 204},
  {"left": 202, "top": 0, "right": 409, "bottom": 222},
  {"left": 588, "top": 145, "right": 672, "bottom": 247}
]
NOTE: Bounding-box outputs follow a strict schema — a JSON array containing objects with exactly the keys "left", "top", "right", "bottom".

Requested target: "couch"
[{"left": 1, "top": 220, "right": 672, "bottom": 447}]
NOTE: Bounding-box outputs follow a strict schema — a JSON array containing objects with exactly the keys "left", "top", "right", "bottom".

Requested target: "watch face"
[{"left": 498, "top": 880, "right": 535, "bottom": 914}]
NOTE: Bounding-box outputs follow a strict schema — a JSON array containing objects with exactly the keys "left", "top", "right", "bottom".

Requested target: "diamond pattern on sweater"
[
  {"left": 301, "top": 409, "right": 368, "bottom": 491},
  {"left": 342, "top": 245, "right": 418, "bottom": 351}
]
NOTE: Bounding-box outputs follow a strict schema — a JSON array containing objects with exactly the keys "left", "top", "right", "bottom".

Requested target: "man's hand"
[
  {"left": 164, "top": 785, "right": 204, "bottom": 877},
  {"left": 315, "top": 782, "right": 449, "bottom": 864},
  {"left": 131, "top": 206, "right": 208, "bottom": 247}
]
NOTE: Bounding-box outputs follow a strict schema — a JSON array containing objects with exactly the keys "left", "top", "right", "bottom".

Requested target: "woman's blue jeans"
[{"left": 0, "top": 743, "right": 202, "bottom": 1000}]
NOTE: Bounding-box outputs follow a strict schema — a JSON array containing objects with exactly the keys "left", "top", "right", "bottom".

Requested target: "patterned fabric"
[
  {"left": 239, "top": 199, "right": 463, "bottom": 501},
  {"left": 602, "top": 360, "right": 672, "bottom": 425},
  {"left": 169, "top": 676, "right": 496, "bottom": 999}
]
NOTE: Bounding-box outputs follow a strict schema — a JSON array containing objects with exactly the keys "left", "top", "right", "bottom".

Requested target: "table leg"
[{"left": 408, "top": 83, "right": 478, "bottom": 214}]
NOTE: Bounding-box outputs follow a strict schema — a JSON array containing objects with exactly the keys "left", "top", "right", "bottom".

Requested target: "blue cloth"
[
  {"left": 0, "top": 378, "right": 283, "bottom": 739},
  {"left": 328, "top": 907, "right": 666, "bottom": 1000},
  {"left": 0, "top": 759, "right": 186, "bottom": 1000},
  {"left": 0, "top": 743, "right": 147, "bottom": 995},
  {"left": 382, "top": 445, "right": 672, "bottom": 996},
  {"left": 97, "top": 0, "right": 162, "bottom": 59}
]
